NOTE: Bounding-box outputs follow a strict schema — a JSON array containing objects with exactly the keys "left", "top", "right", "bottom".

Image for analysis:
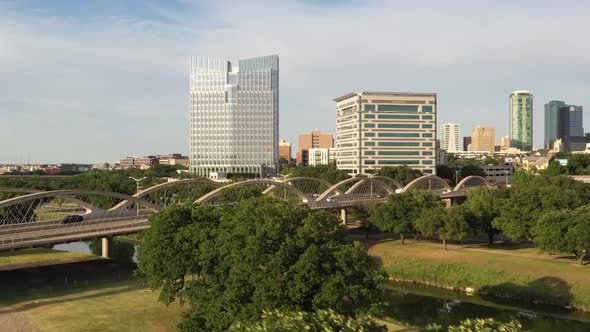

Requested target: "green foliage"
[
  {"left": 138, "top": 197, "right": 386, "bottom": 331},
  {"left": 229, "top": 309, "right": 386, "bottom": 332},
  {"left": 375, "top": 166, "right": 422, "bottom": 186},
  {"left": 281, "top": 164, "right": 350, "bottom": 184},
  {"left": 533, "top": 206, "right": 590, "bottom": 265},
  {"left": 446, "top": 318, "right": 522, "bottom": 332},
  {"left": 437, "top": 163, "right": 486, "bottom": 185},
  {"left": 88, "top": 239, "right": 135, "bottom": 264},
  {"left": 415, "top": 206, "right": 468, "bottom": 249},
  {"left": 464, "top": 187, "right": 508, "bottom": 244},
  {"left": 369, "top": 191, "right": 442, "bottom": 244},
  {"left": 553, "top": 152, "right": 590, "bottom": 175},
  {"left": 494, "top": 174, "right": 590, "bottom": 241}
]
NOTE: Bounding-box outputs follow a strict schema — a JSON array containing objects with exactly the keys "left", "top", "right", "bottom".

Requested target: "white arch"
[
  {"left": 402, "top": 175, "right": 452, "bottom": 193},
  {"left": 195, "top": 179, "right": 310, "bottom": 205}
]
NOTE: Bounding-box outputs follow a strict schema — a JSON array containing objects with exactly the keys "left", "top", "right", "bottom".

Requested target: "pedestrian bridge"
[{"left": 0, "top": 175, "right": 492, "bottom": 251}]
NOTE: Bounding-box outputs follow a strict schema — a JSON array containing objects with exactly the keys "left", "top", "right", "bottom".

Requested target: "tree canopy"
[
  {"left": 415, "top": 205, "right": 468, "bottom": 250},
  {"left": 375, "top": 166, "right": 422, "bottom": 186},
  {"left": 370, "top": 191, "right": 442, "bottom": 244},
  {"left": 280, "top": 164, "right": 350, "bottom": 185},
  {"left": 138, "top": 197, "right": 385, "bottom": 331},
  {"left": 464, "top": 187, "right": 509, "bottom": 244}
]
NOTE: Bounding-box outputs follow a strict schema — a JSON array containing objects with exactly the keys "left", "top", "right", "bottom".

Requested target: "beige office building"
[
  {"left": 297, "top": 130, "right": 334, "bottom": 165},
  {"left": 278, "top": 139, "right": 292, "bottom": 161},
  {"left": 334, "top": 91, "right": 437, "bottom": 175},
  {"left": 471, "top": 125, "right": 496, "bottom": 153}
]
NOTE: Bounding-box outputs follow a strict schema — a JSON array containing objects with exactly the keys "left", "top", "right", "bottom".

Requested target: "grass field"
[
  {"left": 0, "top": 248, "right": 96, "bottom": 270},
  {"left": 368, "top": 239, "right": 590, "bottom": 311}
]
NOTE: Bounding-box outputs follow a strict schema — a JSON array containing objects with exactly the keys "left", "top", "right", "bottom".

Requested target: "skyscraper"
[
  {"left": 569, "top": 105, "right": 584, "bottom": 137},
  {"left": 439, "top": 123, "right": 460, "bottom": 153},
  {"left": 471, "top": 125, "right": 496, "bottom": 153},
  {"left": 509, "top": 90, "right": 533, "bottom": 151},
  {"left": 463, "top": 136, "right": 472, "bottom": 151},
  {"left": 189, "top": 55, "right": 279, "bottom": 177},
  {"left": 334, "top": 91, "right": 437, "bottom": 175},
  {"left": 557, "top": 106, "right": 571, "bottom": 151},
  {"left": 544, "top": 100, "right": 566, "bottom": 148}
]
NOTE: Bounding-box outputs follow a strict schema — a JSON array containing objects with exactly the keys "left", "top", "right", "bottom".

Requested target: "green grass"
[
  {"left": 18, "top": 280, "right": 184, "bottom": 332},
  {"left": 0, "top": 248, "right": 96, "bottom": 270},
  {"left": 368, "top": 239, "right": 590, "bottom": 311}
]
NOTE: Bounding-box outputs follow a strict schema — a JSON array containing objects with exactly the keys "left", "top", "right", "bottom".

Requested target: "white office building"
[
  {"left": 440, "top": 123, "right": 460, "bottom": 153},
  {"left": 189, "top": 55, "right": 279, "bottom": 177},
  {"left": 308, "top": 148, "right": 337, "bottom": 166}
]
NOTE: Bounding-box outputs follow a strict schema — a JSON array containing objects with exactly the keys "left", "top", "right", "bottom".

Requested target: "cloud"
[{"left": 1, "top": 0, "right": 590, "bottom": 163}]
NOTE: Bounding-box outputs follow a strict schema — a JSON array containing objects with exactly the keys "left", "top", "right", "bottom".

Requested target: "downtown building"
[
  {"left": 471, "top": 125, "right": 496, "bottom": 153},
  {"left": 439, "top": 123, "right": 460, "bottom": 153},
  {"left": 509, "top": 90, "right": 533, "bottom": 151},
  {"left": 334, "top": 91, "right": 437, "bottom": 175},
  {"left": 189, "top": 55, "right": 279, "bottom": 177},
  {"left": 544, "top": 100, "right": 584, "bottom": 150},
  {"left": 297, "top": 130, "right": 334, "bottom": 165}
]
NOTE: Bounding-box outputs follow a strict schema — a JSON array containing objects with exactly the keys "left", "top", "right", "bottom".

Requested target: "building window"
[
  {"left": 422, "top": 124, "right": 433, "bottom": 129},
  {"left": 422, "top": 142, "right": 433, "bottom": 147},
  {"left": 365, "top": 132, "right": 376, "bottom": 137},
  {"left": 365, "top": 114, "right": 375, "bottom": 119},
  {"left": 378, "top": 105, "right": 419, "bottom": 112},
  {"left": 378, "top": 133, "right": 420, "bottom": 138},
  {"left": 364, "top": 123, "right": 376, "bottom": 128},
  {"left": 378, "top": 123, "right": 420, "bottom": 129},
  {"left": 364, "top": 160, "right": 376, "bottom": 165},
  {"left": 422, "top": 115, "right": 433, "bottom": 120},
  {"left": 422, "top": 133, "right": 433, "bottom": 138},
  {"left": 378, "top": 114, "right": 420, "bottom": 120},
  {"left": 378, "top": 142, "right": 420, "bottom": 147},
  {"left": 365, "top": 104, "right": 375, "bottom": 112},
  {"left": 422, "top": 160, "right": 433, "bottom": 164},
  {"left": 378, "top": 160, "right": 420, "bottom": 165},
  {"left": 378, "top": 151, "right": 420, "bottom": 156},
  {"left": 422, "top": 106, "right": 433, "bottom": 112},
  {"left": 365, "top": 151, "right": 376, "bottom": 155},
  {"left": 422, "top": 151, "right": 433, "bottom": 155},
  {"left": 364, "top": 142, "right": 376, "bottom": 146}
]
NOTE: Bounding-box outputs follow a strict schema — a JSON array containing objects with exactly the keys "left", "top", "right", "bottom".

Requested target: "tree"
[
  {"left": 533, "top": 206, "right": 590, "bottom": 265},
  {"left": 464, "top": 187, "right": 508, "bottom": 244},
  {"left": 493, "top": 173, "right": 590, "bottom": 241},
  {"left": 229, "top": 309, "right": 386, "bottom": 332},
  {"left": 281, "top": 164, "right": 350, "bottom": 184},
  {"left": 446, "top": 318, "right": 522, "bottom": 332},
  {"left": 375, "top": 166, "right": 422, "bottom": 186},
  {"left": 138, "top": 197, "right": 386, "bottom": 331},
  {"left": 415, "top": 206, "right": 468, "bottom": 250},
  {"left": 370, "top": 191, "right": 442, "bottom": 244}
]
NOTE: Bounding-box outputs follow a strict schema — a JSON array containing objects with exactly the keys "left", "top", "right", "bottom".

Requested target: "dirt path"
[{"left": 0, "top": 306, "right": 35, "bottom": 332}]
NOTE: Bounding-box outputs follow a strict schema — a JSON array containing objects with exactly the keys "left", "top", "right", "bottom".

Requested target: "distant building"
[
  {"left": 569, "top": 105, "right": 584, "bottom": 137},
  {"left": 510, "top": 90, "right": 533, "bottom": 151},
  {"left": 307, "top": 148, "right": 337, "bottom": 166},
  {"left": 471, "top": 125, "right": 496, "bottom": 153},
  {"left": 480, "top": 163, "right": 513, "bottom": 186},
  {"left": 189, "top": 55, "right": 279, "bottom": 177},
  {"left": 120, "top": 156, "right": 159, "bottom": 169},
  {"left": 278, "top": 139, "right": 292, "bottom": 161},
  {"left": 544, "top": 100, "right": 566, "bottom": 148},
  {"left": 440, "top": 123, "right": 460, "bottom": 153},
  {"left": 158, "top": 154, "right": 189, "bottom": 167},
  {"left": 334, "top": 91, "right": 437, "bottom": 175},
  {"left": 463, "top": 136, "right": 472, "bottom": 152},
  {"left": 500, "top": 135, "right": 510, "bottom": 150},
  {"left": 297, "top": 131, "right": 333, "bottom": 164}
]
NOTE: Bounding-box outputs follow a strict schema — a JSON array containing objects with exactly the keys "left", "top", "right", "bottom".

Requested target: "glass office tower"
[
  {"left": 189, "top": 55, "right": 279, "bottom": 177},
  {"left": 509, "top": 90, "right": 533, "bottom": 151},
  {"left": 544, "top": 100, "right": 566, "bottom": 148}
]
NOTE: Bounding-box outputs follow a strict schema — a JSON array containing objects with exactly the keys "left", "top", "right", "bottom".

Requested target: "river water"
[{"left": 54, "top": 240, "right": 590, "bottom": 331}]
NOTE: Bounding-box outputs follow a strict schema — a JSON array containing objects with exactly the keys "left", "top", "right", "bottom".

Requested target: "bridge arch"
[
  {"left": 402, "top": 175, "right": 452, "bottom": 193},
  {"left": 315, "top": 177, "right": 364, "bottom": 202},
  {"left": 0, "top": 189, "right": 161, "bottom": 214},
  {"left": 453, "top": 175, "right": 492, "bottom": 191},
  {"left": 195, "top": 179, "right": 310, "bottom": 205},
  {"left": 262, "top": 177, "right": 334, "bottom": 196},
  {"left": 366, "top": 176, "right": 403, "bottom": 190}
]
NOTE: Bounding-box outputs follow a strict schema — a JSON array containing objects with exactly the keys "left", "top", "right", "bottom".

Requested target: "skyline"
[{"left": 2, "top": 0, "right": 590, "bottom": 164}]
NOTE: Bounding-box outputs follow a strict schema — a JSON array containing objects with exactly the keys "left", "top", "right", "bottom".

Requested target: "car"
[
  {"left": 326, "top": 195, "right": 339, "bottom": 202},
  {"left": 62, "top": 215, "right": 84, "bottom": 224}
]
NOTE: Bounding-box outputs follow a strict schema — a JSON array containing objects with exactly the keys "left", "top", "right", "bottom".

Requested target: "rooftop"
[{"left": 334, "top": 91, "right": 437, "bottom": 102}]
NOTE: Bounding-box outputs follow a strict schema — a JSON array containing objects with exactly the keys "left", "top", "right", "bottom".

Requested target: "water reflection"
[{"left": 53, "top": 238, "right": 138, "bottom": 264}]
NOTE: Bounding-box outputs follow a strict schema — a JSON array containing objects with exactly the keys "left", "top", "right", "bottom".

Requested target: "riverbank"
[
  {"left": 0, "top": 248, "right": 97, "bottom": 271},
  {"left": 368, "top": 238, "right": 590, "bottom": 311}
]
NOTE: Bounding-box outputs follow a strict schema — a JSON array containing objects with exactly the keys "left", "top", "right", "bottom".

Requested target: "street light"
[
  {"left": 503, "top": 170, "right": 510, "bottom": 187},
  {"left": 129, "top": 177, "right": 146, "bottom": 217}
]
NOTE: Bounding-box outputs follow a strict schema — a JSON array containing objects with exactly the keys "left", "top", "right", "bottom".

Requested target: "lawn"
[
  {"left": 368, "top": 239, "right": 590, "bottom": 311},
  {"left": 0, "top": 248, "right": 96, "bottom": 270},
  {"left": 18, "top": 280, "right": 184, "bottom": 332}
]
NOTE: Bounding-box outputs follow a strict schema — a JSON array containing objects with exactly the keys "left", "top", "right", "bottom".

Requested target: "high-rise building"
[
  {"left": 463, "top": 136, "right": 472, "bottom": 152},
  {"left": 297, "top": 130, "right": 333, "bottom": 165},
  {"left": 500, "top": 135, "right": 510, "bottom": 149},
  {"left": 471, "top": 125, "right": 496, "bottom": 153},
  {"left": 544, "top": 100, "right": 566, "bottom": 148},
  {"left": 509, "top": 90, "right": 533, "bottom": 151},
  {"left": 439, "top": 123, "right": 460, "bottom": 153},
  {"left": 278, "top": 139, "right": 292, "bottom": 161},
  {"left": 307, "top": 148, "right": 337, "bottom": 166},
  {"left": 334, "top": 91, "right": 437, "bottom": 175},
  {"left": 557, "top": 106, "right": 572, "bottom": 151},
  {"left": 189, "top": 55, "right": 279, "bottom": 177},
  {"left": 569, "top": 105, "right": 584, "bottom": 137}
]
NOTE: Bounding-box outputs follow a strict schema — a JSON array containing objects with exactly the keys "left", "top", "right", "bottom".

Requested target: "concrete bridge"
[{"left": 0, "top": 175, "right": 492, "bottom": 255}]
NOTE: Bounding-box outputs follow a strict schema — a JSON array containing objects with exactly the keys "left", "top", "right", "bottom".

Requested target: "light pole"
[
  {"left": 503, "top": 170, "right": 510, "bottom": 186},
  {"left": 129, "top": 177, "right": 146, "bottom": 217}
]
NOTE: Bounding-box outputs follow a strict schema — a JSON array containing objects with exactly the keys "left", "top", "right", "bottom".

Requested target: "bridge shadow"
[{"left": 477, "top": 276, "right": 574, "bottom": 308}]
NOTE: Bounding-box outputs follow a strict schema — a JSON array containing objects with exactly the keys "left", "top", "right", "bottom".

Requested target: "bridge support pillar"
[
  {"left": 101, "top": 237, "right": 112, "bottom": 259},
  {"left": 443, "top": 199, "right": 452, "bottom": 208},
  {"left": 340, "top": 208, "right": 348, "bottom": 226}
]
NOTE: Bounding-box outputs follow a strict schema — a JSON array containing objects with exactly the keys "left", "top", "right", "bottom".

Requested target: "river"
[{"left": 54, "top": 240, "right": 590, "bottom": 331}]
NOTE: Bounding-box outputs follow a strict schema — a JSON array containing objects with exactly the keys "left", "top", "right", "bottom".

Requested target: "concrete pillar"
[
  {"left": 443, "top": 199, "right": 452, "bottom": 208},
  {"left": 340, "top": 208, "right": 348, "bottom": 225},
  {"left": 101, "top": 237, "right": 112, "bottom": 259}
]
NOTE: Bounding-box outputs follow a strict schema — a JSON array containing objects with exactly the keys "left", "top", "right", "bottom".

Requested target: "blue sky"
[{"left": 1, "top": 0, "right": 590, "bottom": 163}]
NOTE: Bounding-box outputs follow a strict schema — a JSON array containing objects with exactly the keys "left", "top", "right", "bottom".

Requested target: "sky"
[{"left": 1, "top": 0, "right": 590, "bottom": 164}]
